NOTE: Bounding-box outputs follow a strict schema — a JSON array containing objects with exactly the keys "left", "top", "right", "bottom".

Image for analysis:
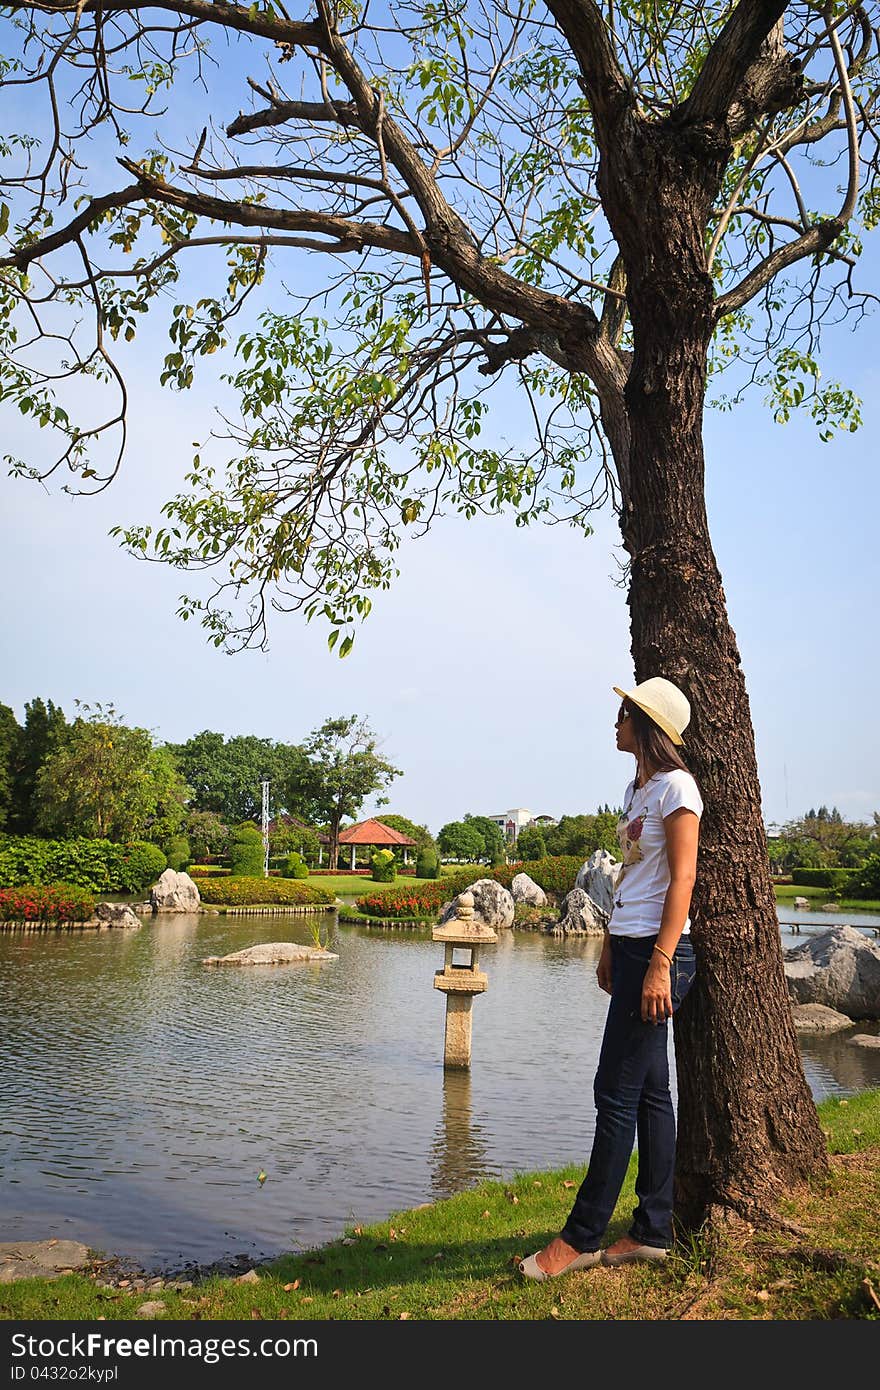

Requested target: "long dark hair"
[{"left": 625, "top": 701, "right": 690, "bottom": 776}]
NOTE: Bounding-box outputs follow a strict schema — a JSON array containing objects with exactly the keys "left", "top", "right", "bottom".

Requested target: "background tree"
[
  {"left": 0, "top": 703, "right": 19, "bottom": 830},
  {"left": 463, "top": 813, "right": 508, "bottom": 864},
  {"left": 379, "top": 812, "right": 437, "bottom": 856},
  {"left": 770, "top": 809, "right": 875, "bottom": 870},
  {"left": 299, "top": 715, "right": 401, "bottom": 869},
  {"left": 515, "top": 825, "right": 546, "bottom": 862},
  {"left": 268, "top": 819, "right": 321, "bottom": 864},
  {"left": 185, "top": 809, "right": 231, "bottom": 862},
  {"left": 170, "top": 730, "right": 308, "bottom": 823},
  {"left": 35, "top": 704, "right": 188, "bottom": 842},
  {"left": 545, "top": 810, "right": 621, "bottom": 859},
  {"left": 4, "top": 0, "right": 879, "bottom": 1228},
  {"left": 8, "top": 698, "right": 68, "bottom": 835},
  {"left": 437, "top": 820, "right": 486, "bottom": 864}
]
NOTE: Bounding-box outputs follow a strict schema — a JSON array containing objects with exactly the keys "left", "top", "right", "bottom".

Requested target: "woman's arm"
[{"left": 640, "top": 807, "right": 699, "bottom": 1024}]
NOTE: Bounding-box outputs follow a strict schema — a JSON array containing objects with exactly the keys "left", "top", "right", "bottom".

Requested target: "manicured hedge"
[
  {"left": 197, "top": 877, "right": 335, "bottom": 907},
  {"left": 790, "top": 867, "right": 855, "bottom": 892},
  {"left": 0, "top": 884, "right": 96, "bottom": 922},
  {"left": 0, "top": 836, "right": 167, "bottom": 893}
]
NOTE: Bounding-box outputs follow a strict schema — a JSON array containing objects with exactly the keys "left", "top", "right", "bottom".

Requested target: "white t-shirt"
[{"left": 609, "top": 768, "right": 703, "bottom": 938}]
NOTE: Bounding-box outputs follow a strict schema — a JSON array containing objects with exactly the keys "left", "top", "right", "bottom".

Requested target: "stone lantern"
[{"left": 433, "top": 891, "right": 497, "bottom": 1069}]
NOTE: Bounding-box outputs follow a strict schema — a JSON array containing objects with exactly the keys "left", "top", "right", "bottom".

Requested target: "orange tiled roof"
[{"left": 336, "top": 817, "right": 417, "bottom": 846}]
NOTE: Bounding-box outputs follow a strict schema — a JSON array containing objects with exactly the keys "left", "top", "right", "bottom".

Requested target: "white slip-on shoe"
[
  {"left": 600, "top": 1244, "right": 668, "bottom": 1267},
  {"left": 518, "top": 1249, "right": 602, "bottom": 1280}
]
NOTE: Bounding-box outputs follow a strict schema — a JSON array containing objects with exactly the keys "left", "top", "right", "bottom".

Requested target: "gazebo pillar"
[{"left": 351, "top": 844, "right": 357, "bottom": 869}]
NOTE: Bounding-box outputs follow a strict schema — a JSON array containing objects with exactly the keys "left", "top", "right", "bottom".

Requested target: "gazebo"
[{"left": 334, "top": 817, "right": 417, "bottom": 869}]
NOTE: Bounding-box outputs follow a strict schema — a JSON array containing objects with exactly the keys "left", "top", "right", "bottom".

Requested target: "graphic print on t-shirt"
[{"left": 618, "top": 808, "right": 647, "bottom": 867}]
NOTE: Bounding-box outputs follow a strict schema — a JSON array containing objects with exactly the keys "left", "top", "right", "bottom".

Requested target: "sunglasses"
[{"left": 615, "top": 705, "right": 631, "bottom": 725}]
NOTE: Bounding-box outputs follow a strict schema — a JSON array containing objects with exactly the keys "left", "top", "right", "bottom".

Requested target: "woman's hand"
[
  {"left": 597, "top": 937, "right": 613, "bottom": 994},
  {"left": 641, "top": 957, "right": 672, "bottom": 1024}
]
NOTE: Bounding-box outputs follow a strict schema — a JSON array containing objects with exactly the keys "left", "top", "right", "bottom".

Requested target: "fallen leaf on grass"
[
  {"left": 549, "top": 1306, "right": 561, "bottom": 1319},
  {"left": 282, "top": 1280, "right": 300, "bottom": 1292},
  {"left": 353, "top": 1226, "right": 363, "bottom": 1236},
  {"left": 506, "top": 1192, "right": 519, "bottom": 1205},
  {"left": 302, "top": 1297, "right": 313, "bottom": 1305},
  {"left": 332, "top": 1289, "right": 342, "bottom": 1298},
  {"left": 863, "top": 1279, "right": 880, "bottom": 1313},
  {"left": 250, "top": 1309, "right": 261, "bottom": 1320},
  {"left": 481, "top": 1210, "right": 490, "bottom": 1219},
  {"left": 755, "top": 1289, "right": 770, "bottom": 1302},
  {"left": 532, "top": 1181, "right": 542, "bottom": 1188},
  {"left": 399, "top": 1312, "right": 410, "bottom": 1320},
  {"left": 563, "top": 1181, "right": 576, "bottom": 1189}
]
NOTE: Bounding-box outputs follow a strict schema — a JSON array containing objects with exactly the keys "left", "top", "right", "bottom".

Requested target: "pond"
[{"left": 2, "top": 907, "right": 879, "bottom": 1273}]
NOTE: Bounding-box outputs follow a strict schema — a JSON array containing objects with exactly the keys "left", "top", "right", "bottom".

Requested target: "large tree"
[
  {"left": 7, "top": 698, "right": 68, "bottom": 834},
  {"left": 170, "top": 729, "right": 308, "bottom": 822},
  {"left": 2, "top": 1, "right": 878, "bottom": 1227},
  {"left": 35, "top": 703, "right": 188, "bottom": 842},
  {"left": 0, "top": 702, "right": 20, "bottom": 829},
  {"left": 298, "top": 715, "right": 401, "bottom": 868}
]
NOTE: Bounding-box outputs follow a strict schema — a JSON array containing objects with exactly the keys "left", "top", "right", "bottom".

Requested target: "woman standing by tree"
[{"left": 520, "top": 677, "right": 702, "bottom": 1277}]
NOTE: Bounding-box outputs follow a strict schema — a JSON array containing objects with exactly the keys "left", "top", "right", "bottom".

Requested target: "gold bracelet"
[{"left": 652, "top": 944, "right": 673, "bottom": 966}]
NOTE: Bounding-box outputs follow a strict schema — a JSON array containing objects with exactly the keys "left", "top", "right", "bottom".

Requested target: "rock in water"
[
  {"left": 202, "top": 942, "right": 338, "bottom": 966},
  {"left": 784, "top": 926, "right": 880, "bottom": 1019},
  {"left": 149, "top": 869, "right": 201, "bottom": 913}
]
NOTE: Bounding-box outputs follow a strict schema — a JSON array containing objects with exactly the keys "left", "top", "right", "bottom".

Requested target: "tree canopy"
[
  {"left": 297, "top": 714, "right": 402, "bottom": 866},
  {"left": 0, "top": 2, "right": 875, "bottom": 651},
  {"left": 34, "top": 702, "right": 188, "bottom": 842}
]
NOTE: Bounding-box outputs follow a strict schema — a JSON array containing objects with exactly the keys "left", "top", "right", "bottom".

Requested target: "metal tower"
[{"left": 261, "top": 779, "right": 270, "bottom": 878}]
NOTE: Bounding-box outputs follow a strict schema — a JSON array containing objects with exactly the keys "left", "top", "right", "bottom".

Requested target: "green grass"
[
  {"left": 304, "top": 873, "right": 428, "bottom": 899},
  {"left": 775, "top": 884, "right": 880, "bottom": 912},
  {"left": 3, "top": 1092, "right": 879, "bottom": 1322}
]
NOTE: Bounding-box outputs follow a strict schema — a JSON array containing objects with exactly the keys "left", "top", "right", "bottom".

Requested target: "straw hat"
[{"left": 613, "top": 677, "right": 691, "bottom": 746}]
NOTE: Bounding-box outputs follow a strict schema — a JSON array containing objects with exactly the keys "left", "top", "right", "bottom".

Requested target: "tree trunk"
[{"left": 604, "top": 116, "right": 827, "bottom": 1228}]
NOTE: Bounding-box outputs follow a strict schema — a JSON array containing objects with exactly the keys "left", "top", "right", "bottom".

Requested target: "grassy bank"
[
  {"left": 774, "top": 884, "right": 880, "bottom": 913},
  {"left": 3, "top": 1092, "right": 878, "bottom": 1322}
]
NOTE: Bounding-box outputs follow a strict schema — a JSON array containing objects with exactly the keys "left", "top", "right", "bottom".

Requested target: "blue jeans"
[{"left": 560, "top": 934, "right": 696, "bottom": 1251}]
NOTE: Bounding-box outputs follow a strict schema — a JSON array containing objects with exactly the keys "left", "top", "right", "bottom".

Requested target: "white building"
[{"left": 487, "top": 808, "right": 558, "bottom": 843}]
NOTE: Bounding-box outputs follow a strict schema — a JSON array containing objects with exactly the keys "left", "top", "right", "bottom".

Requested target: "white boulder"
[
  {"left": 555, "top": 887, "right": 608, "bottom": 935},
  {"left": 784, "top": 926, "right": 880, "bottom": 1019},
  {"left": 440, "top": 879, "right": 515, "bottom": 929},
  {"left": 510, "top": 872, "right": 547, "bottom": 907},
  {"left": 149, "top": 869, "right": 201, "bottom": 913},
  {"left": 575, "top": 850, "right": 622, "bottom": 920},
  {"left": 202, "top": 942, "right": 338, "bottom": 965},
  {"left": 93, "top": 902, "right": 142, "bottom": 930}
]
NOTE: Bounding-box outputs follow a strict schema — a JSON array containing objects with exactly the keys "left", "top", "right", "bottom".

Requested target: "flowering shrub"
[
  {"left": 491, "top": 856, "right": 583, "bottom": 897},
  {"left": 370, "top": 849, "right": 396, "bottom": 882},
  {"left": 197, "top": 877, "right": 335, "bottom": 907},
  {"left": 0, "top": 884, "right": 95, "bottom": 922},
  {"left": 356, "top": 858, "right": 583, "bottom": 919}
]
